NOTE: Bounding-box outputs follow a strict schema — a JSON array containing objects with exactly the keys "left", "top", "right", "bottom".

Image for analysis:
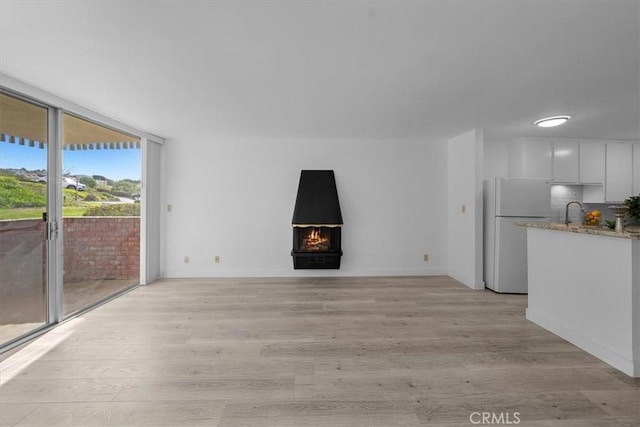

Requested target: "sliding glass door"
[
  {"left": 1, "top": 88, "right": 148, "bottom": 351},
  {"left": 0, "top": 93, "right": 50, "bottom": 345},
  {"left": 61, "top": 113, "right": 141, "bottom": 317}
]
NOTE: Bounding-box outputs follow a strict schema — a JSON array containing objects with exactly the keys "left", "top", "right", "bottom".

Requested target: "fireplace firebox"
[
  {"left": 291, "top": 170, "right": 343, "bottom": 269},
  {"left": 292, "top": 226, "right": 342, "bottom": 269}
]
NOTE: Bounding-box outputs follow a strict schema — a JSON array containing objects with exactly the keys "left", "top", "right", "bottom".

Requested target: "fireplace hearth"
[{"left": 291, "top": 170, "right": 343, "bottom": 269}]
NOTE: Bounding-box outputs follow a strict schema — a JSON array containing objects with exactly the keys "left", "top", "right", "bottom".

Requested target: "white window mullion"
[
  {"left": 140, "top": 138, "right": 148, "bottom": 285},
  {"left": 142, "top": 138, "right": 162, "bottom": 284},
  {"left": 46, "top": 108, "right": 63, "bottom": 324}
]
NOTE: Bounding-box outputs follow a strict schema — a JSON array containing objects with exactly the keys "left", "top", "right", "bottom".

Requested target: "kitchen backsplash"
[{"left": 551, "top": 185, "right": 617, "bottom": 224}]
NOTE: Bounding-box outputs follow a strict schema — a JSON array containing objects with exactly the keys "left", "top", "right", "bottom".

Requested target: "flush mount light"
[{"left": 534, "top": 115, "right": 571, "bottom": 128}]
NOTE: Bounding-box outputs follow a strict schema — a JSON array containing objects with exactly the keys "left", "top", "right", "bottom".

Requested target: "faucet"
[{"left": 565, "top": 200, "right": 586, "bottom": 225}]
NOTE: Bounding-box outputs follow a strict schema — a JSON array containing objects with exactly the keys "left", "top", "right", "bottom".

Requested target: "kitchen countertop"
[{"left": 518, "top": 221, "right": 640, "bottom": 240}]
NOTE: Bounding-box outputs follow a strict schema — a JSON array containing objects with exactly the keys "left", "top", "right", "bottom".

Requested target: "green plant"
[
  {"left": 79, "top": 176, "right": 97, "bottom": 189},
  {"left": 111, "top": 180, "right": 140, "bottom": 197},
  {"left": 83, "top": 203, "right": 140, "bottom": 217},
  {"left": 0, "top": 175, "right": 46, "bottom": 208},
  {"left": 624, "top": 194, "right": 640, "bottom": 223}
]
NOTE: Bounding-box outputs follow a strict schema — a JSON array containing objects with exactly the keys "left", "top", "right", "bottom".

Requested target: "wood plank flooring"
[{"left": 1, "top": 276, "right": 638, "bottom": 426}]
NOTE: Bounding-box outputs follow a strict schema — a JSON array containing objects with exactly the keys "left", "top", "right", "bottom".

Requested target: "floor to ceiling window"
[
  {"left": 0, "top": 84, "right": 159, "bottom": 352},
  {"left": 0, "top": 93, "right": 49, "bottom": 345},
  {"left": 61, "top": 113, "right": 141, "bottom": 317}
]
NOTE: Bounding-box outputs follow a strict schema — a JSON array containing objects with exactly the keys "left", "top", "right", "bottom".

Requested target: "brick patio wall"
[
  {"left": 0, "top": 217, "right": 139, "bottom": 324},
  {"left": 0, "top": 219, "right": 47, "bottom": 324},
  {"left": 63, "top": 217, "right": 140, "bottom": 281}
]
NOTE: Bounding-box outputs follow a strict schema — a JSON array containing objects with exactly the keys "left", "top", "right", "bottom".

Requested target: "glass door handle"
[{"left": 47, "top": 221, "right": 59, "bottom": 240}]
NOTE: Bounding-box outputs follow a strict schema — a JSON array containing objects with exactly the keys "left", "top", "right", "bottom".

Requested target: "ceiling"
[{"left": 1, "top": 0, "right": 639, "bottom": 142}]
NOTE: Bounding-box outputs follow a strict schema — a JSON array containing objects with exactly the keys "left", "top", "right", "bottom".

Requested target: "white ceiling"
[{"left": 1, "top": 0, "right": 639, "bottom": 141}]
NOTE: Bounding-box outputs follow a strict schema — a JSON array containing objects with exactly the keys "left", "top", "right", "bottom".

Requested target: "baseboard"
[
  {"left": 526, "top": 308, "right": 638, "bottom": 377},
  {"left": 163, "top": 267, "right": 449, "bottom": 278}
]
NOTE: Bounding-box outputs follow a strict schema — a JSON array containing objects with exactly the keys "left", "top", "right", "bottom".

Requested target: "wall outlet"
[
  {"left": 461, "top": 205, "right": 466, "bottom": 213},
  {"left": 214, "top": 255, "right": 220, "bottom": 263},
  {"left": 183, "top": 255, "right": 189, "bottom": 264},
  {"left": 167, "top": 204, "right": 173, "bottom": 212},
  {"left": 423, "top": 254, "right": 429, "bottom": 262}
]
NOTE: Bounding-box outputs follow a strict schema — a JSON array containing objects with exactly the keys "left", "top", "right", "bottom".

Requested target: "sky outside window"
[{"left": 1, "top": 135, "right": 140, "bottom": 181}]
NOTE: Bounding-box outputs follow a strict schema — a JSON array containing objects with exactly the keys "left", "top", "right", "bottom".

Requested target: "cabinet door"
[
  {"left": 605, "top": 142, "right": 633, "bottom": 202},
  {"left": 579, "top": 141, "right": 605, "bottom": 184},
  {"left": 509, "top": 138, "right": 552, "bottom": 179},
  {"left": 633, "top": 143, "right": 640, "bottom": 195},
  {"left": 552, "top": 140, "right": 579, "bottom": 183}
]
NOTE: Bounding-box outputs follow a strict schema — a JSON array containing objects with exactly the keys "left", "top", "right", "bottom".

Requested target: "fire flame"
[{"left": 302, "top": 228, "right": 330, "bottom": 251}]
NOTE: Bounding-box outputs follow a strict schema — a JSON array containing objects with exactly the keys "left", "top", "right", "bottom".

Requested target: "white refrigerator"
[{"left": 484, "top": 178, "right": 551, "bottom": 294}]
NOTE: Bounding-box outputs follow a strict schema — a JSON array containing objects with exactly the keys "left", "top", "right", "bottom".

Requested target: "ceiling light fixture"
[{"left": 534, "top": 115, "right": 571, "bottom": 128}]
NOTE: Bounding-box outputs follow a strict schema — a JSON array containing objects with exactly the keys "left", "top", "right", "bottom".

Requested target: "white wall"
[
  {"left": 161, "top": 137, "right": 448, "bottom": 277},
  {"left": 447, "top": 129, "right": 484, "bottom": 289},
  {"left": 483, "top": 137, "right": 509, "bottom": 179}
]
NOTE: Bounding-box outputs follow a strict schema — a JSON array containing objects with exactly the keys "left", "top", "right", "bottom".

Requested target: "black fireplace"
[{"left": 291, "top": 170, "right": 343, "bottom": 269}]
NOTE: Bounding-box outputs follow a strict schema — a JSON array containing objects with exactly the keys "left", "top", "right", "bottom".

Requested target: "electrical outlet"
[
  {"left": 423, "top": 254, "right": 429, "bottom": 262},
  {"left": 183, "top": 256, "right": 189, "bottom": 264},
  {"left": 214, "top": 255, "right": 220, "bottom": 263},
  {"left": 167, "top": 204, "right": 173, "bottom": 212},
  {"left": 461, "top": 204, "right": 466, "bottom": 213}
]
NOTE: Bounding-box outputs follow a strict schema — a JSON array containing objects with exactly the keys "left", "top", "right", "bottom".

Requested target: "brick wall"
[
  {"left": 0, "top": 219, "right": 47, "bottom": 323},
  {"left": 63, "top": 217, "right": 140, "bottom": 281},
  {"left": 0, "top": 217, "right": 139, "bottom": 324}
]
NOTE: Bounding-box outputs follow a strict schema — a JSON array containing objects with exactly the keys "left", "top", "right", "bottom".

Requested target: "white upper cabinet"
[
  {"left": 508, "top": 138, "right": 552, "bottom": 179},
  {"left": 506, "top": 138, "right": 637, "bottom": 202},
  {"left": 633, "top": 142, "right": 640, "bottom": 195},
  {"left": 552, "top": 140, "right": 579, "bottom": 183},
  {"left": 579, "top": 140, "right": 606, "bottom": 184},
  {"left": 605, "top": 142, "right": 633, "bottom": 203}
]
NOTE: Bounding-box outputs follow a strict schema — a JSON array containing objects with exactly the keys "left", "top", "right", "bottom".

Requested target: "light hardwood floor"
[
  {"left": 1, "top": 276, "right": 638, "bottom": 426},
  {"left": 1, "top": 279, "right": 137, "bottom": 345}
]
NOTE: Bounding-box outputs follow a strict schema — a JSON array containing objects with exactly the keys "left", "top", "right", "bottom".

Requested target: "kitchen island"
[{"left": 521, "top": 222, "right": 640, "bottom": 377}]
